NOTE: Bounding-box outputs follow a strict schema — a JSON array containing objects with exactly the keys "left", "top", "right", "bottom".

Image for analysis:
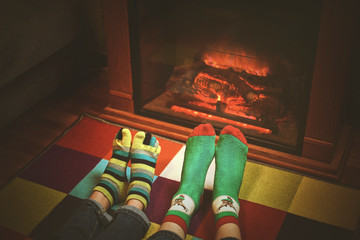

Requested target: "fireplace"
[
  {"left": 128, "top": 0, "right": 321, "bottom": 153},
  {"left": 101, "top": 0, "right": 359, "bottom": 181}
]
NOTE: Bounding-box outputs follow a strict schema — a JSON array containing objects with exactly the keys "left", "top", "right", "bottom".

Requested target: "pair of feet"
[
  {"left": 92, "top": 128, "right": 161, "bottom": 210},
  {"left": 162, "top": 123, "right": 248, "bottom": 238},
  {"left": 93, "top": 123, "right": 247, "bottom": 239}
]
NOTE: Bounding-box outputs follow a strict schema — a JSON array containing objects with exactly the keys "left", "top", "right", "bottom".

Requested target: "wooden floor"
[{"left": 0, "top": 69, "right": 110, "bottom": 188}]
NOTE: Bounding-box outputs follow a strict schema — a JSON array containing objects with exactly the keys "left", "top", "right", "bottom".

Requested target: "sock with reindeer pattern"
[
  {"left": 212, "top": 125, "right": 248, "bottom": 231},
  {"left": 163, "top": 123, "right": 216, "bottom": 234}
]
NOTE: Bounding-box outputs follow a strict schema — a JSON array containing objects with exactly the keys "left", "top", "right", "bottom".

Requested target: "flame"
[
  {"left": 183, "top": 50, "right": 271, "bottom": 127},
  {"left": 171, "top": 105, "right": 271, "bottom": 134},
  {"left": 203, "top": 52, "right": 269, "bottom": 76}
]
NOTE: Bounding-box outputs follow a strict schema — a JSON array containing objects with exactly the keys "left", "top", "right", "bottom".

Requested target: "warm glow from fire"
[
  {"left": 193, "top": 72, "right": 233, "bottom": 105},
  {"left": 203, "top": 52, "right": 269, "bottom": 76},
  {"left": 182, "top": 51, "right": 272, "bottom": 127},
  {"left": 192, "top": 72, "right": 258, "bottom": 121},
  {"left": 189, "top": 101, "right": 216, "bottom": 110},
  {"left": 224, "top": 108, "right": 257, "bottom": 120},
  {"left": 171, "top": 105, "right": 272, "bottom": 134},
  {"left": 240, "top": 76, "right": 265, "bottom": 91}
]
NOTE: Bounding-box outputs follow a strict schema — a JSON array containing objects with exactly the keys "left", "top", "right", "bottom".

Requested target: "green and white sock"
[
  {"left": 163, "top": 123, "right": 215, "bottom": 233},
  {"left": 212, "top": 125, "right": 248, "bottom": 231},
  {"left": 126, "top": 131, "right": 161, "bottom": 210},
  {"left": 93, "top": 128, "right": 131, "bottom": 206}
]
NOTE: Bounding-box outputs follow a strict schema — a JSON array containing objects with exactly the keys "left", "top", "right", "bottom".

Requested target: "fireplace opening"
[{"left": 129, "top": 0, "right": 321, "bottom": 153}]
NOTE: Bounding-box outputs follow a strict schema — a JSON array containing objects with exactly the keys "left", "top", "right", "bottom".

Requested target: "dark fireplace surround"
[{"left": 100, "top": 0, "right": 359, "bottom": 182}]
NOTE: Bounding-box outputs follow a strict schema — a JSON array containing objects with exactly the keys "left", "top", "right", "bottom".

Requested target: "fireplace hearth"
[
  {"left": 101, "top": 0, "right": 360, "bottom": 183},
  {"left": 132, "top": 0, "right": 321, "bottom": 152}
]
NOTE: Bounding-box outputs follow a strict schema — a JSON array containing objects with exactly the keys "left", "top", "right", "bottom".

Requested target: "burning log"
[
  {"left": 199, "top": 66, "right": 259, "bottom": 103},
  {"left": 239, "top": 70, "right": 268, "bottom": 90},
  {"left": 166, "top": 61, "right": 282, "bottom": 133}
]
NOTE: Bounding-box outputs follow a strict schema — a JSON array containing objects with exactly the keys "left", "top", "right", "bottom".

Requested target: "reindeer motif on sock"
[
  {"left": 172, "top": 194, "right": 189, "bottom": 213},
  {"left": 218, "top": 196, "right": 237, "bottom": 212}
]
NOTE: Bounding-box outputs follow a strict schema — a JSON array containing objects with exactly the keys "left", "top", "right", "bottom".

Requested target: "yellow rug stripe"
[
  {"left": 0, "top": 178, "right": 66, "bottom": 235},
  {"left": 239, "top": 161, "right": 303, "bottom": 211},
  {"left": 288, "top": 177, "right": 360, "bottom": 231}
]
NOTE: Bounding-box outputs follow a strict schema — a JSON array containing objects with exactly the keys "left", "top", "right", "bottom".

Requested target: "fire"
[
  {"left": 170, "top": 50, "right": 273, "bottom": 133},
  {"left": 192, "top": 72, "right": 235, "bottom": 106},
  {"left": 225, "top": 108, "right": 257, "bottom": 120},
  {"left": 191, "top": 71, "right": 258, "bottom": 121},
  {"left": 189, "top": 101, "right": 216, "bottom": 110},
  {"left": 202, "top": 52, "right": 269, "bottom": 76}
]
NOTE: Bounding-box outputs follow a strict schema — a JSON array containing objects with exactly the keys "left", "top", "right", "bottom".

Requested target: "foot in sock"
[
  {"left": 126, "top": 131, "right": 161, "bottom": 210},
  {"left": 163, "top": 123, "right": 216, "bottom": 234},
  {"left": 212, "top": 125, "right": 248, "bottom": 231},
  {"left": 93, "top": 128, "right": 132, "bottom": 206}
]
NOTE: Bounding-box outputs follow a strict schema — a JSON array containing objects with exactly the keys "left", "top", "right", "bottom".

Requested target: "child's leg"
[
  {"left": 126, "top": 131, "right": 161, "bottom": 210},
  {"left": 91, "top": 128, "right": 132, "bottom": 209},
  {"left": 57, "top": 128, "right": 132, "bottom": 240},
  {"left": 97, "top": 131, "right": 161, "bottom": 240}
]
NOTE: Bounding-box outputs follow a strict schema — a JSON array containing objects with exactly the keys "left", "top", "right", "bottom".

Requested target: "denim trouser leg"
[
  {"left": 96, "top": 205, "right": 150, "bottom": 240},
  {"left": 56, "top": 200, "right": 151, "bottom": 240},
  {"left": 148, "top": 230, "right": 239, "bottom": 240},
  {"left": 148, "top": 230, "right": 183, "bottom": 240},
  {"left": 55, "top": 199, "right": 112, "bottom": 240}
]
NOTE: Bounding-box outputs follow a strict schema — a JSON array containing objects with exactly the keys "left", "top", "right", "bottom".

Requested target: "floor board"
[{"left": 0, "top": 69, "right": 109, "bottom": 187}]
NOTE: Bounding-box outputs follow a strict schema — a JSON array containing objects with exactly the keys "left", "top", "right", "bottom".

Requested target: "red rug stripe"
[
  {"left": 155, "top": 138, "right": 183, "bottom": 176},
  {"left": 56, "top": 117, "right": 119, "bottom": 158}
]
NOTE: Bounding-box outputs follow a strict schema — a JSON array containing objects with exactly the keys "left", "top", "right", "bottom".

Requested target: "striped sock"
[
  {"left": 163, "top": 123, "right": 215, "bottom": 234},
  {"left": 93, "top": 128, "right": 131, "bottom": 206},
  {"left": 126, "top": 131, "right": 161, "bottom": 210},
  {"left": 212, "top": 125, "right": 248, "bottom": 231}
]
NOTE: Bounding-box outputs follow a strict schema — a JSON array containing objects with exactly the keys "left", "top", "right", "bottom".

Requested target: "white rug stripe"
[{"left": 160, "top": 146, "right": 215, "bottom": 191}]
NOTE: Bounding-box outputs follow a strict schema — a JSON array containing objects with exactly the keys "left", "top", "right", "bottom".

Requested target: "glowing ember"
[
  {"left": 191, "top": 69, "right": 259, "bottom": 121},
  {"left": 225, "top": 108, "right": 257, "bottom": 120},
  {"left": 166, "top": 50, "right": 279, "bottom": 134},
  {"left": 171, "top": 105, "right": 272, "bottom": 134},
  {"left": 189, "top": 101, "right": 216, "bottom": 110},
  {"left": 193, "top": 72, "right": 234, "bottom": 102}
]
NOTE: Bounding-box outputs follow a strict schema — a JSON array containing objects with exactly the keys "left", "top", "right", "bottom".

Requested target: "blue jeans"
[
  {"left": 56, "top": 199, "right": 239, "bottom": 240},
  {"left": 55, "top": 199, "right": 182, "bottom": 240}
]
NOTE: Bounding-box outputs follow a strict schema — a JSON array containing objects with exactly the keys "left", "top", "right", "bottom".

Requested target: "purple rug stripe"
[
  {"left": 20, "top": 145, "right": 102, "bottom": 193},
  {"left": 188, "top": 189, "right": 213, "bottom": 235},
  {"left": 145, "top": 176, "right": 180, "bottom": 224}
]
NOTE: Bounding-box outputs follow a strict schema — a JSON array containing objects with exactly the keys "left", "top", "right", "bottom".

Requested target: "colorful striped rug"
[{"left": 0, "top": 115, "right": 359, "bottom": 240}]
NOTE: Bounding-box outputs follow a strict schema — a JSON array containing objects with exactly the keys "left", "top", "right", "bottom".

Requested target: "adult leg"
[
  {"left": 149, "top": 124, "right": 216, "bottom": 240},
  {"left": 213, "top": 125, "right": 248, "bottom": 240}
]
